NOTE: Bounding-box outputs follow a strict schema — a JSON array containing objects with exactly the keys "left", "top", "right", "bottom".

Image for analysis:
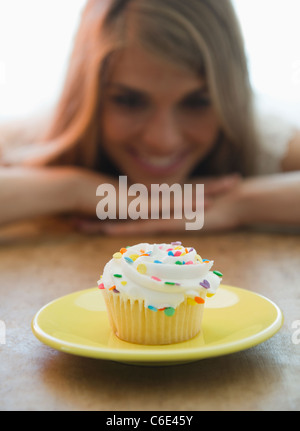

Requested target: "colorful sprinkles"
[
  {"left": 124, "top": 256, "right": 134, "bottom": 264},
  {"left": 113, "top": 252, "right": 122, "bottom": 259},
  {"left": 151, "top": 276, "right": 161, "bottom": 282},
  {"left": 137, "top": 263, "right": 147, "bottom": 274},
  {"left": 164, "top": 307, "right": 175, "bottom": 317},
  {"left": 200, "top": 279, "right": 210, "bottom": 289},
  {"left": 100, "top": 243, "right": 222, "bottom": 317}
]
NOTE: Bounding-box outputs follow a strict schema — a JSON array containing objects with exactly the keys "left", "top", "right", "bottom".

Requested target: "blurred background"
[{"left": 0, "top": 0, "right": 299, "bottom": 123}]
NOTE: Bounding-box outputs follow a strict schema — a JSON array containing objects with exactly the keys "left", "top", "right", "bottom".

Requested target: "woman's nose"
[{"left": 141, "top": 110, "right": 182, "bottom": 155}]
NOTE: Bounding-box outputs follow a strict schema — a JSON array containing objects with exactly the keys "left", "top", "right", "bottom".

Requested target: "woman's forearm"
[
  {"left": 237, "top": 172, "right": 300, "bottom": 226},
  {"left": 0, "top": 167, "right": 78, "bottom": 226}
]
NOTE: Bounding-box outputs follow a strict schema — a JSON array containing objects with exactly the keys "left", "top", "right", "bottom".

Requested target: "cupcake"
[{"left": 98, "top": 242, "right": 222, "bottom": 345}]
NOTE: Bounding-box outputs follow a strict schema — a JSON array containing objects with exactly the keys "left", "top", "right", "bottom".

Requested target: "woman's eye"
[{"left": 111, "top": 94, "right": 147, "bottom": 109}]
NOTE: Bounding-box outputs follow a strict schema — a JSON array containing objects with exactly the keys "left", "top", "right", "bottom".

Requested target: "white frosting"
[{"left": 99, "top": 243, "right": 222, "bottom": 310}]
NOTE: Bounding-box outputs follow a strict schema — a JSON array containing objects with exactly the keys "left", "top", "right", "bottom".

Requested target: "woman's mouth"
[{"left": 129, "top": 150, "right": 188, "bottom": 175}]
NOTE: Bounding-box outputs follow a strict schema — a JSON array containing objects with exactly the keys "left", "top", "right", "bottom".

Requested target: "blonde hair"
[{"left": 23, "top": 0, "right": 258, "bottom": 176}]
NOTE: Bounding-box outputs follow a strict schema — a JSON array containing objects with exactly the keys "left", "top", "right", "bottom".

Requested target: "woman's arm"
[
  {"left": 0, "top": 166, "right": 120, "bottom": 227},
  {"left": 235, "top": 171, "right": 300, "bottom": 227},
  {"left": 0, "top": 165, "right": 162, "bottom": 228},
  {"left": 0, "top": 167, "right": 80, "bottom": 226},
  {"left": 202, "top": 171, "right": 300, "bottom": 232},
  {"left": 233, "top": 131, "right": 300, "bottom": 228}
]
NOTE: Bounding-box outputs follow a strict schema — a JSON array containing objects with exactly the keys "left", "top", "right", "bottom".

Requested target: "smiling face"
[{"left": 100, "top": 43, "right": 220, "bottom": 187}]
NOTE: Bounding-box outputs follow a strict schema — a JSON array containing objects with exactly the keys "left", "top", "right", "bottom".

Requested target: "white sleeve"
[{"left": 253, "top": 98, "right": 299, "bottom": 175}]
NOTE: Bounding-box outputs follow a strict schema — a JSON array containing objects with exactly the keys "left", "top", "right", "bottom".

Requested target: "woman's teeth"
[{"left": 139, "top": 154, "right": 180, "bottom": 168}]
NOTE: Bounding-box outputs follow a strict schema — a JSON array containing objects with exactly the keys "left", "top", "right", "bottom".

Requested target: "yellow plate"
[{"left": 32, "top": 285, "right": 283, "bottom": 366}]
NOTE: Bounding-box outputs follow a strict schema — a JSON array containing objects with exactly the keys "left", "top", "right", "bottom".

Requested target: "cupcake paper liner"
[{"left": 102, "top": 290, "right": 204, "bottom": 345}]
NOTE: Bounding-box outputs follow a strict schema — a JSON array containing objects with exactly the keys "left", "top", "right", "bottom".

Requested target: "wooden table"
[{"left": 0, "top": 218, "right": 299, "bottom": 411}]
